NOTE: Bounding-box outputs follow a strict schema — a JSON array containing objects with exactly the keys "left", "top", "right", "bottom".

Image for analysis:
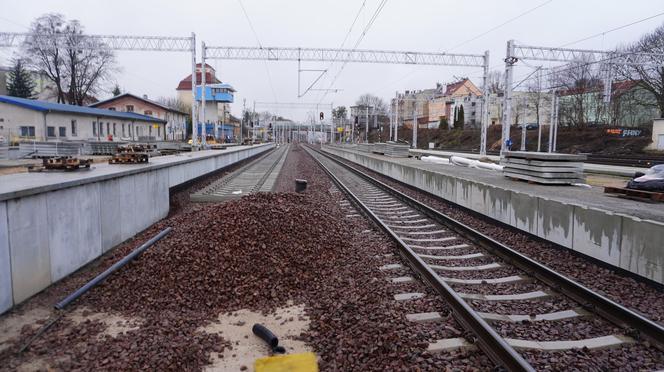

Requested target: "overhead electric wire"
[
  {"left": 369, "top": 0, "right": 554, "bottom": 96},
  {"left": 237, "top": 0, "right": 278, "bottom": 101},
  {"left": 560, "top": 11, "right": 664, "bottom": 48},
  {"left": 318, "top": 0, "right": 389, "bottom": 103},
  {"left": 446, "top": 0, "right": 554, "bottom": 52}
]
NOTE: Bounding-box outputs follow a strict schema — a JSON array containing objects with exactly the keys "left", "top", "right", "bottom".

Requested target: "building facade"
[
  {"left": 0, "top": 95, "right": 166, "bottom": 142},
  {"left": 176, "top": 63, "right": 238, "bottom": 141},
  {"left": 90, "top": 93, "right": 188, "bottom": 141}
]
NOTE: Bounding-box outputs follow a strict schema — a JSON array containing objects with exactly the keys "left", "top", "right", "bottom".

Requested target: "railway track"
[
  {"left": 304, "top": 145, "right": 664, "bottom": 371},
  {"left": 190, "top": 144, "right": 289, "bottom": 202}
]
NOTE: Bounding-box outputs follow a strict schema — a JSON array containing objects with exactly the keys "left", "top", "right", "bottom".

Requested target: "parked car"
[{"left": 517, "top": 123, "right": 539, "bottom": 130}]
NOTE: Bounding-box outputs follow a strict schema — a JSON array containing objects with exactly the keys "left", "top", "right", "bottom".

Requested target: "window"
[
  {"left": 471, "top": 102, "right": 476, "bottom": 107},
  {"left": 106, "top": 122, "right": 110, "bottom": 136},
  {"left": 126, "top": 105, "right": 134, "bottom": 112},
  {"left": 20, "top": 126, "right": 35, "bottom": 137},
  {"left": 149, "top": 125, "right": 152, "bottom": 137},
  {"left": 71, "top": 120, "right": 77, "bottom": 136},
  {"left": 93, "top": 121, "right": 97, "bottom": 136},
  {"left": 59, "top": 127, "right": 66, "bottom": 137},
  {"left": 144, "top": 110, "right": 153, "bottom": 116},
  {"left": 108, "top": 107, "right": 116, "bottom": 111},
  {"left": 113, "top": 123, "right": 117, "bottom": 136},
  {"left": 47, "top": 126, "right": 56, "bottom": 137},
  {"left": 122, "top": 123, "right": 126, "bottom": 137},
  {"left": 99, "top": 121, "right": 104, "bottom": 136}
]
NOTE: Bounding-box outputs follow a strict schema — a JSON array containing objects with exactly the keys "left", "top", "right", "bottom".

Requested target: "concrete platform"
[
  {"left": 0, "top": 144, "right": 273, "bottom": 314},
  {"left": 323, "top": 145, "right": 664, "bottom": 285},
  {"left": 410, "top": 149, "right": 649, "bottom": 177}
]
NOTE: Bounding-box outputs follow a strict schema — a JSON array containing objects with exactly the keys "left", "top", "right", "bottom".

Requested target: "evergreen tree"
[
  {"left": 7, "top": 59, "right": 35, "bottom": 99},
  {"left": 457, "top": 105, "right": 465, "bottom": 129},
  {"left": 112, "top": 84, "right": 121, "bottom": 96}
]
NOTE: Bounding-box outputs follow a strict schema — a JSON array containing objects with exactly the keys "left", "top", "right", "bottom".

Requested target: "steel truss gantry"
[
  {"left": 501, "top": 40, "right": 664, "bottom": 154},
  {"left": 203, "top": 45, "right": 491, "bottom": 153},
  {"left": 0, "top": 32, "right": 200, "bottom": 146}
]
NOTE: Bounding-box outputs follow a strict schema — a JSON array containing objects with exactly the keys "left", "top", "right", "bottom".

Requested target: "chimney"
[{"left": 143, "top": 94, "right": 148, "bottom": 99}]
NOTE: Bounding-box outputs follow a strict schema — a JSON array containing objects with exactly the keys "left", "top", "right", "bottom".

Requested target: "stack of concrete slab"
[
  {"left": 501, "top": 151, "right": 586, "bottom": 185},
  {"left": 372, "top": 143, "right": 386, "bottom": 154},
  {"left": 358, "top": 143, "right": 374, "bottom": 153},
  {"left": 384, "top": 142, "right": 410, "bottom": 158}
]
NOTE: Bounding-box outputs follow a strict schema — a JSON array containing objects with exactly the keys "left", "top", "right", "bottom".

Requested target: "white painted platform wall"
[
  {"left": 0, "top": 144, "right": 273, "bottom": 314},
  {"left": 323, "top": 145, "right": 664, "bottom": 286}
]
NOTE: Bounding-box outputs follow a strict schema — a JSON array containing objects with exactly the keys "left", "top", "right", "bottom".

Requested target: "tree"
[
  {"left": 456, "top": 105, "right": 465, "bottom": 129},
  {"left": 112, "top": 84, "right": 121, "bottom": 96},
  {"left": 7, "top": 59, "right": 35, "bottom": 99},
  {"left": 332, "top": 106, "right": 348, "bottom": 120},
  {"left": 355, "top": 93, "right": 387, "bottom": 114},
  {"left": 619, "top": 22, "right": 664, "bottom": 118},
  {"left": 438, "top": 117, "right": 448, "bottom": 130},
  {"left": 549, "top": 57, "right": 604, "bottom": 128},
  {"left": 487, "top": 70, "right": 505, "bottom": 95},
  {"left": 22, "top": 13, "right": 116, "bottom": 105}
]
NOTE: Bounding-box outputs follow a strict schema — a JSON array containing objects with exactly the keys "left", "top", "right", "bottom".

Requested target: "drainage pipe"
[{"left": 54, "top": 227, "right": 172, "bottom": 310}]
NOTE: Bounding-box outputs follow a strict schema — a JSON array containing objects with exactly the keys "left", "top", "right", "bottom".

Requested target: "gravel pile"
[{"left": 1, "top": 144, "right": 495, "bottom": 370}]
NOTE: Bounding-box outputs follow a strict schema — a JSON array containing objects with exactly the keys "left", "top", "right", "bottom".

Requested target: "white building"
[{"left": 0, "top": 95, "right": 166, "bottom": 142}]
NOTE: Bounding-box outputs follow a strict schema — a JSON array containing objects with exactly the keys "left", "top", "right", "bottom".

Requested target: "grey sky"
[{"left": 1, "top": 0, "right": 663, "bottom": 121}]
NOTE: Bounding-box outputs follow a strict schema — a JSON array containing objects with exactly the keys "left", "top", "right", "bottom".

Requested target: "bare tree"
[
  {"left": 549, "top": 58, "right": 603, "bottom": 128},
  {"left": 157, "top": 96, "right": 189, "bottom": 114},
  {"left": 487, "top": 70, "right": 505, "bottom": 95},
  {"left": 22, "top": 13, "right": 116, "bottom": 105},
  {"left": 619, "top": 22, "right": 664, "bottom": 118},
  {"left": 355, "top": 93, "right": 387, "bottom": 114}
]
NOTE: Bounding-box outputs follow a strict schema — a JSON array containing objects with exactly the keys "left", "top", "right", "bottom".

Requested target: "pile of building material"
[
  {"left": 372, "top": 143, "right": 386, "bottom": 155},
  {"left": 87, "top": 141, "right": 127, "bottom": 155},
  {"left": 28, "top": 156, "right": 93, "bottom": 172},
  {"left": 358, "top": 143, "right": 374, "bottom": 153},
  {"left": 384, "top": 142, "right": 410, "bottom": 158},
  {"left": 18, "top": 141, "right": 83, "bottom": 158},
  {"left": 108, "top": 144, "right": 156, "bottom": 164},
  {"left": 501, "top": 151, "right": 586, "bottom": 185}
]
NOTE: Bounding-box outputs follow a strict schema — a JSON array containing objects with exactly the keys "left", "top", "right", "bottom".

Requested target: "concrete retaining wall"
[
  {"left": 323, "top": 145, "right": 664, "bottom": 285},
  {"left": 0, "top": 144, "right": 273, "bottom": 314}
]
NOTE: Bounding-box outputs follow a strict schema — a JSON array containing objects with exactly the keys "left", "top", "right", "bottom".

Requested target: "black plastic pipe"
[
  {"left": 54, "top": 227, "right": 172, "bottom": 310},
  {"left": 253, "top": 323, "right": 286, "bottom": 354}
]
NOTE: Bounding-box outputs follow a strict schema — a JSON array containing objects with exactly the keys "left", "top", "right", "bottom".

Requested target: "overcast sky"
[{"left": 1, "top": 0, "right": 663, "bottom": 120}]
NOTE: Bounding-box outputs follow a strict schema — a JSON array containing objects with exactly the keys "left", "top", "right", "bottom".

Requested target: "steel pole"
[
  {"left": 365, "top": 106, "right": 369, "bottom": 143},
  {"left": 395, "top": 92, "right": 399, "bottom": 141},
  {"left": 412, "top": 103, "right": 418, "bottom": 149},
  {"left": 201, "top": 41, "right": 207, "bottom": 146},
  {"left": 548, "top": 90, "right": 556, "bottom": 153},
  {"left": 480, "top": 51, "right": 490, "bottom": 155},
  {"left": 537, "top": 69, "right": 543, "bottom": 152},
  {"left": 190, "top": 33, "right": 197, "bottom": 147},
  {"left": 501, "top": 40, "right": 516, "bottom": 155}
]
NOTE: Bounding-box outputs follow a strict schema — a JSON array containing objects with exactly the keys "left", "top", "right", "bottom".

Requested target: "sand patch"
[
  {"left": 67, "top": 307, "right": 141, "bottom": 339},
  {"left": 0, "top": 307, "right": 52, "bottom": 353},
  {"left": 201, "top": 303, "right": 312, "bottom": 371}
]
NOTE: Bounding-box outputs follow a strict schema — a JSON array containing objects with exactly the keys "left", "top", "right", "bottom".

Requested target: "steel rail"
[
  {"left": 316, "top": 147, "right": 664, "bottom": 351},
  {"left": 303, "top": 146, "right": 534, "bottom": 372}
]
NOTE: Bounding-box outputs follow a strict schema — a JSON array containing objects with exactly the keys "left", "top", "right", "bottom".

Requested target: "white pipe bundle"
[
  {"left": 421, "top": 156, "right": 450, "bottom": 165},
  {"left": 450, "top": 155, "right": 503, "bottom": 172}
]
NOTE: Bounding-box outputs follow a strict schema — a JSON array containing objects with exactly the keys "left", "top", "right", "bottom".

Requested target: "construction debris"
[
  {"left": 27, "top": 156, "right": 93, "bottom": 172},
  {"left": 108, "top": 144, "right": 156, "bottom": 164}
]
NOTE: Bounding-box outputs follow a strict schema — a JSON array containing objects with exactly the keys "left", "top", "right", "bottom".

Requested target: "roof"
[
  {"left": 90, "top": 93, "right": 188, "bottom": 115},
  {"left": 558, "top": 80, "right": 641, "bottom": 97},
  {"left": 444, "top": 79, "right": 480, "bottom": 96},
  {"left": 0, "top": 95, "right": 167, "bottom": 123},
  {"left": 206, "top": 83, "right": 236, "bottom": 92},
  {"left": 176, "top": 72, "right": 221, "bottom": 90}
]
